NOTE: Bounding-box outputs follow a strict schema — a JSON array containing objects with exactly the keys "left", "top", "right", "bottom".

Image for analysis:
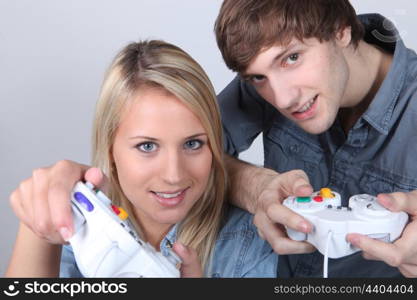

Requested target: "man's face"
[{"left": 242, "top": 37, "right": 350, "bottom": 134}]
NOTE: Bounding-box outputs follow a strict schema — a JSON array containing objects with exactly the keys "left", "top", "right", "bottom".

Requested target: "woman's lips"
[{"left": 151, "top": 188, "right": 188, "bottom": 207}]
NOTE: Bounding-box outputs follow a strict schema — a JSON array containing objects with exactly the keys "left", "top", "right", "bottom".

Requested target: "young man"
[
  {"left": 214, "top": 0, "right": 417, "bottom": 277},
  {"left": 8, "top": 0, "right": 417, "bottom": 278}
]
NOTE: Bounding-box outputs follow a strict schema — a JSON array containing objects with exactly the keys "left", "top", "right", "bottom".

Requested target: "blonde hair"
[{"left": 91, "top": 40, "right": 227, "bottom": 271}]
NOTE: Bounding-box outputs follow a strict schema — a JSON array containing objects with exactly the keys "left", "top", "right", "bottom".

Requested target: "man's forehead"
[{"left": 243, "top": 37, "right": 321, "bottom": 75}]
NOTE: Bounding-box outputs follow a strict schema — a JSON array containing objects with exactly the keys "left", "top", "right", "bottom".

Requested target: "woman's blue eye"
[
  {"left": 184, "top": 139, "right": 203, "bottom": 150},
  {"left": 137, "top": 142, "right": 157, "bottom": 153}
]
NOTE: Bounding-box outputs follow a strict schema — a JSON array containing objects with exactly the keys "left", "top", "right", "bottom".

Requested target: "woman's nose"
[{"left": 161, "top": 150, "right": 185, "bottom": 185}]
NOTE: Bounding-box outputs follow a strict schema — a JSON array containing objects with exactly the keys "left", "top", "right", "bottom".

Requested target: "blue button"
[{"left": 74, "top": 192, "right": 94, "bottom": 212}]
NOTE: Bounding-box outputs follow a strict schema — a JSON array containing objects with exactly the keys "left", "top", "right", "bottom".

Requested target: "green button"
[{"left": 296, "top": 196, "right": 311, "bottom": 203}]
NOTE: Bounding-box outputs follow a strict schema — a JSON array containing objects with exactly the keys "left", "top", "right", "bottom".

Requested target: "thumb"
[
  {"left": 172, "top": 242, "right": 203, "bottom": 278},
  {"left": 278, "top": 170, "right": 313, "bottom": 198},
  {"left": 84, "top": 167, "right": 110, "bottom": 194}
]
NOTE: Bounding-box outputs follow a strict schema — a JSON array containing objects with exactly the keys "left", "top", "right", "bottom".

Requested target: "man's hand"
[
  {"left": 253, "top": 169, "right": 316, "bottom": 255},
  {"left": 346, "top": 191, "right": 417, "bottom": 277},
  {"left": 9, "top": 160, "right": 108, "bottom": 244}
]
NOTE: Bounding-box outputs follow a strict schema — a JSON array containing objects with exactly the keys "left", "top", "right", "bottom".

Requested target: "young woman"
[{"left": 6, "top": 40, "right": 277, "bottom": 277}]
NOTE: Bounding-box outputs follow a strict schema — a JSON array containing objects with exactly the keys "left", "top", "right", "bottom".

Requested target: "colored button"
[
  {"left": 111, "top": 205, "right": 120, "bottom": 215},
  {"left": 74, "top": 192, "right": 94, "bottom": 212},
  {"left": 296, "top": 196, "right": 311, "bottom": 203},
  {"left": 320, "top": 188, "right": 334, "bottom": 198},
  {"left": 117, "top": 207, "right": 129, "bottom": 220},
  {"left": 313, "top": 196, "right": 323, "bottom": 202}
]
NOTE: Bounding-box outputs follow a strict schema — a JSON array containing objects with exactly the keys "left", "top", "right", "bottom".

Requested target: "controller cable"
[{"left": 323, "top": 230, "right": 333, "bottom": 278}]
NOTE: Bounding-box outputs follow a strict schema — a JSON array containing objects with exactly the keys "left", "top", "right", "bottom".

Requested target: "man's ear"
[{"left": 336, "top": 26, "right": 352, "bottom": 48}]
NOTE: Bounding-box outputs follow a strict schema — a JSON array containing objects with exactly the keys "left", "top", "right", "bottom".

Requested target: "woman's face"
[{"left": 112, "top": 87, "right": 212, "bottom": 234}]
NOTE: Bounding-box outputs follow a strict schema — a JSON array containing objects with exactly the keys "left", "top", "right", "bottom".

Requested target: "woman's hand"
[
  {"left": 9, "top": 160, "right": 108, "bottom": 244},
  {"left": 172, "top": 242, "right": 203, "bottom": 277}
]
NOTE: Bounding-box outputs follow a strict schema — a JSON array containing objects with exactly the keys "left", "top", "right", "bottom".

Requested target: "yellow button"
[
  {"left": 117, "top": 207, "right": 129, "bottom": 220},
  {"left": 320, "top": 188, "right": 334, "bottom": 198}
]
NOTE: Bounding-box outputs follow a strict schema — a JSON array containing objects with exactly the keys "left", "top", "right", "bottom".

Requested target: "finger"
[
  {"left": 17, "top": 179, "right": 36, "bottom": 231},
  {"left": 172, "top": 242, "right": 203, "bottom": 277},
  {"left": 32, "top": 168, "right": 56, "bottom": 239},
  {"left": 377, "top": 192, "right": 417, "bottom": 215},
  {"left": 84, "top": 167, "right": 110, "bottom": 194},
  {"left": 398, "top": 264, "right": 417, "bottom": 278},
  {"left": 277, "top": 170, "right": 313, "bottom": 198},
  {"left": 347, "top": 233, "right": 405, "bottom": 267},
  {"left": 362, "top": 252, "right": 380, "bottom": 261},
  {"left": 48, "top": 160, "right": 90, "bottom": 239},
  {"left": 9, "top": 189, "right": 31, "bottom": 229},
  {"left": 266, "top": 202, "right": 312, "bottom": 233},
  {"left": 254, "top": 210, "right": 314, "bottom": 254}
]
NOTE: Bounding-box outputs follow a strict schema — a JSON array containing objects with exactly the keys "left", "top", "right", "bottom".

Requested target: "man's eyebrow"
[{"left": 242, "top": 42, "right": 299, "bottom": 77}]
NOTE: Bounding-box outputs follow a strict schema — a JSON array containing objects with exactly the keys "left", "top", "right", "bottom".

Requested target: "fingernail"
[
  {"left": 348, "top": 235, "right": 360, "bottom": 246},
  {"left": 59, "top": 227, "right": 72, "bottom": 241},
  {"left": 297, "top": 221, "right": 310, "bottom": 233},
  {"left": 378, "top": 195, "right": 393, "bottom": 209}
]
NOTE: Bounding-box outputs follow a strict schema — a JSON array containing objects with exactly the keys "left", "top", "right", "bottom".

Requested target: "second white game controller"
[
  {"left": 283, "top": 188, "right": 409, "bottom": 259},
  {"left": 69, "top": 181, "right": 181, "bottom": 277}
]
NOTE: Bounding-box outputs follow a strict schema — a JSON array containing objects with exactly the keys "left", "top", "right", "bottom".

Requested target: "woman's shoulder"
[
  {"left": 218, "top": 205, "right": 255, "bottom": 234},
  {"left": 208, "top": 205, "right": 278, "bottom": 278}
]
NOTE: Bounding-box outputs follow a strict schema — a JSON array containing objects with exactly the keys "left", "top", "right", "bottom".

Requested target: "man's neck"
[{"left": 339, "top": 40, "right": 393, "bottom": 134}]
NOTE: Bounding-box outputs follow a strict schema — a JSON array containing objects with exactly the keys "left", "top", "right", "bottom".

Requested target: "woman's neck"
[{"left": 133, "top": 211, "right": 173, "bottom": 249}]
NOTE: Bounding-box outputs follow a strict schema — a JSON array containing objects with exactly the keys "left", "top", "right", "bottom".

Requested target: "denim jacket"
[
  {"left": 60, "top": 205, "right": 278, "bottom": 278},
  {"left": 217, "top": 14, "right": 416, "bottom": 277}
]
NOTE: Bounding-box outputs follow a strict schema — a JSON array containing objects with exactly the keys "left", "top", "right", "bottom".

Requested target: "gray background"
[{"left": 1, "top": 0, "right": 416, "bottom": 275}]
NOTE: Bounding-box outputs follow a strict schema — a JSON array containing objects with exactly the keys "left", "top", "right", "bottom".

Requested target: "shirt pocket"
[
  {"left": 359, "top": 165, "right": 417, "bottom": 195},
  {"left": 263, "top": 126, "right": 324, "bottom": 180}
]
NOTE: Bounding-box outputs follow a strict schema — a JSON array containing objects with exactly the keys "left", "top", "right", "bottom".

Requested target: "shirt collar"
[
  {"left": 357, "top": 14, "right": 408, "bottom": 135},
  {"left": 159, "top": 223, "right": 179, "bottom": 257}
]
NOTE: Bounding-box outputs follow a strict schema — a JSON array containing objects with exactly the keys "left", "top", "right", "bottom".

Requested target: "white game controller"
[
  {"left": 69, "top": 181, "right": 181, "bottom": 277},
  {"left": 283, "top": 188, "right": 409, "bottom": 259}
]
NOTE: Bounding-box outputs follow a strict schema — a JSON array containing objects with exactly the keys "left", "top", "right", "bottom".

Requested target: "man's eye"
[
  {"left": 284, "top": 53, "right": 299, "bottom": 66},
  {"left": 184, "top": 139, "right": 203, "bottom": 150},
  {"left": 249, "top": 75, "right": 266, "bottom": 84},
  {"left": 137, "top": 142, "right": 157, "bottom": 153}
]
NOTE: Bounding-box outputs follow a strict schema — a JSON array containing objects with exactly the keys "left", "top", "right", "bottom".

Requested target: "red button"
[
  {"left": 111, "top": 204, "right": 120, "bottom": 215},
  {"left": 313, "top": 196, "right": 323, "bottom": 202}
]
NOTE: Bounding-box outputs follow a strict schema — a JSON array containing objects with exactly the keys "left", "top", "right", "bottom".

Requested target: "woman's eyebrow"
[
  {"left": 129, "top": 135, "right": 158, "bottom": 141},
  {"left": 129, "top": 133, "right": 207, "bottom": 140}
]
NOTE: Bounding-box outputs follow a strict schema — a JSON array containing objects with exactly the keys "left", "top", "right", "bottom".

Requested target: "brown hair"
[{"left": 214, "top": 0, "right": 365, "bottom": 73}]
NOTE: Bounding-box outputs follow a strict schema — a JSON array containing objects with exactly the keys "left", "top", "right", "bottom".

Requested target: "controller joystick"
[
  {"left": 69, "top": 181, "right": 181, "bottom": 277},
  {"left": 283, "top": 188, "right": 408, "bottom": 259}
]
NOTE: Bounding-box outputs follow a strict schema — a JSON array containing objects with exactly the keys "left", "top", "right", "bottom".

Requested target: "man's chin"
[{"left": 298, "top": 121, "right": 331, "bottom": 135}]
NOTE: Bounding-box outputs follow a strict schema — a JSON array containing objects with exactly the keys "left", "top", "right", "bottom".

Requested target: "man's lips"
[{"left": 292, "top": 95, "right": 318, "bottom": 120}]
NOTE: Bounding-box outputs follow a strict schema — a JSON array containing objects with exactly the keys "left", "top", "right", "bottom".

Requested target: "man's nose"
[{"left": 269, "top": 76, "right": 299, "bottom": 110}]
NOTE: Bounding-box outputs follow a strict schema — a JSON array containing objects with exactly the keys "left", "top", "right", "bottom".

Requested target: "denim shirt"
[
  {"left": 60, "top": 205, "right": 278, "bottom": 278},
  {"left": 217, "top": 14, "right": 417, "bottom": 277}
]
